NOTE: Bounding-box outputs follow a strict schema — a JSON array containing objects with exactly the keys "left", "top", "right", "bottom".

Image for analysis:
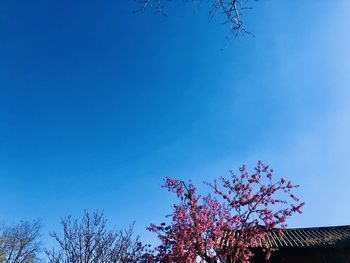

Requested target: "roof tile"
[{"left": 267, "top": 225, "right": 350, "bottom": 248}]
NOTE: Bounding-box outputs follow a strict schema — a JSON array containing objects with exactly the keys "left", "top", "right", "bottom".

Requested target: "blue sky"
[{"left": 0, "top": 0, "right": 349, "bottom": 247}]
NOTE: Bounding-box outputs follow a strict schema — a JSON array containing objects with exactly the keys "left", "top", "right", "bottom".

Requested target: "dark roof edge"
[{"left": 282, "top": 225, "right": 350, "bottom": 231}]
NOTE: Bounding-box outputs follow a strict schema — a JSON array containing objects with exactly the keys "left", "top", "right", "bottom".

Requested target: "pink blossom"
[
  {"left": 290, "top": 194, "right": 299, "bottom": 202},
  {"left": 148, "top": 161, "right": 304, "bottom": 263}
]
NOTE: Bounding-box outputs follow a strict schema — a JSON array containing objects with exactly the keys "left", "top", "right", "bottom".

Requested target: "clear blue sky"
[{"left": 1, "top": 0, "right": 349, "bottom": 247}]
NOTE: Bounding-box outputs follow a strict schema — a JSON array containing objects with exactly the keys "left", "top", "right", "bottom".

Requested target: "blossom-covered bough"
[{"left": 147, "top": 161, "right": 304, "bottom": 263}]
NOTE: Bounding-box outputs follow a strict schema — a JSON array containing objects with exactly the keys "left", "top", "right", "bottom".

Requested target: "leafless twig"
[
  {"left": 46, "top": 211, "right": 148, "bottom": 263},
  {"left": 134, "top": 0, "right": 257, "bottom": 38},
  {"left": 0, "top": 220, "right": 41, "bottom": 263}
]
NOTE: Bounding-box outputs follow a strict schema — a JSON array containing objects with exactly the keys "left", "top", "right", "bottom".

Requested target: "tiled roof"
[{"left": 267, "top": 225, "right": 350, "bottom": 248}]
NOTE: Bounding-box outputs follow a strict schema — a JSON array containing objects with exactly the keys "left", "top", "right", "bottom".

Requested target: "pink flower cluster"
[{"left": 147, "top": 161, "right": 304, "bottom": 263}]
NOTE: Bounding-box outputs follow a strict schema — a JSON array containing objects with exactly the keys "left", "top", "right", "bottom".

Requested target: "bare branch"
[
  {"left": 134, "top": 0, "right": 257, "bottom": 38},
  {"left": 0, "top": 220, "right": 41, "bottom": 263},
  {"left": 46, "top": 211, "right": 148, "bottom": 263}
]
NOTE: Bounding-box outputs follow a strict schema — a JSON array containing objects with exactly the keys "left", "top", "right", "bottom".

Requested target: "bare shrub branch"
[
  {"left": 0, "top": 220, "right": 41, "bottom": 263},
  {"left": 46, "top": 211, "right": 148, "bottom": 263}
]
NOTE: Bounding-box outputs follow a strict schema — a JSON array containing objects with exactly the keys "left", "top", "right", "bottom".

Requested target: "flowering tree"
[{"left": 147, "top": 161, "right": 304, "bottom": 263}]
